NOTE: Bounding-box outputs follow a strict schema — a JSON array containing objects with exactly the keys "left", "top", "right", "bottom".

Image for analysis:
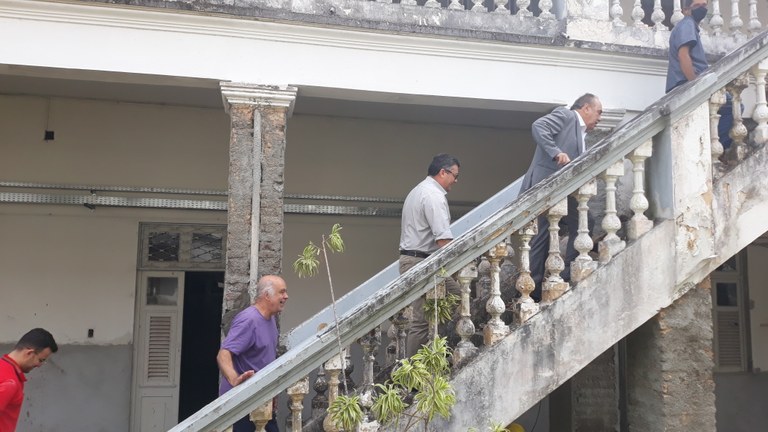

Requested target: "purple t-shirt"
[{"left": 219, "top": 306, "right": 278, "bottom": 395}]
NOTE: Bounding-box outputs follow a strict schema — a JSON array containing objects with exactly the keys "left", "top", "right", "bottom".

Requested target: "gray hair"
[{"left": 249, "top": 276, "right": 278, "bottom": 303}]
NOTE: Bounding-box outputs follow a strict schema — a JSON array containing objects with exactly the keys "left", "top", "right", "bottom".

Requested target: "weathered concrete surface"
[
  {"left": 221, "top": 83, "right": 296, "bottom": 330},
  {"left": 223, "top": 102, "right": 259, "bottom": 324},
  {"left": 71, "top": 0, "right": 672, "bottom": 58},
  {"left": 626, "top": 278, "right": 716, "bottom": 432},
  {"left": 427, "top": 221, "right": 679, "bottom": 431}
]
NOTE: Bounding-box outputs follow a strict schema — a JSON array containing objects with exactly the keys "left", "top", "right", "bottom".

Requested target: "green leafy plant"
[
  {"left": 327, "top": 394, "right": 364, "bottom": 432},
  {"left": 424, "top": 293, "right": 459, "bottom": 324},
  {"left": 294, "top": 224, "right": 467, "bottom": 431},
  {"left": 371, "top": 336, "right": 456, "bottom": 431}
]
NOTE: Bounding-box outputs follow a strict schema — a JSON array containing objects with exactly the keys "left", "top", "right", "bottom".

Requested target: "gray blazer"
[{"left": 520, "top": 106, "right": 584, "bottom": 192}]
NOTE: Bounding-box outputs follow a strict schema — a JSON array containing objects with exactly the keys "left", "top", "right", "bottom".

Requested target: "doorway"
[
  {"left": 178, "top": 271, "right": 225, "bottom": 422},
  {"left": 131, "top": 223, "right": 227, "bottom": 432}
]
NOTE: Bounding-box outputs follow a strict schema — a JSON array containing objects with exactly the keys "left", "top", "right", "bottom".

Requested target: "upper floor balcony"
[{"left": 74, "top": 0, "right": 768, "bottom": 55}]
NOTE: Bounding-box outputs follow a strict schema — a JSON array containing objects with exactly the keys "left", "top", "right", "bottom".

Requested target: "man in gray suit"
[{"left": 521, "top": 93, "right": 602, "bottom": 301}]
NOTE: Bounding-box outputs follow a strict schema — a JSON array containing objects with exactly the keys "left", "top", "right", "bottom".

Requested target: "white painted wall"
[
  {"left": 0, "top": 95, "right": 230, "bottom": 188},
  {"left": 0, "top": 0, "right": 667, "bottom": 113}
]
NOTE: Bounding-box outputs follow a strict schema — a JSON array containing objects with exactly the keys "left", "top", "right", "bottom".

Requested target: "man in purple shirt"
[{"left": 217, "top": 275, "right": 289, "bottom": 432}]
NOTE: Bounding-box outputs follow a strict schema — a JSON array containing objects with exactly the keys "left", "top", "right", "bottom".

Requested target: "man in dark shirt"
[{"left": 666, "top": 0, "right": 734, "bottom": 148}]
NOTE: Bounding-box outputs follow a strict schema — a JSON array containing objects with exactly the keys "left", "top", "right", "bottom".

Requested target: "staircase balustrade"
[{"left": 170, "top": 29, "right": 768, "bottom": 432}]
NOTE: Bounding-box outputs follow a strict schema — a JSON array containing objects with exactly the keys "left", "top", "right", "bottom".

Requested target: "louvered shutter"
[
  {"left": 146, "top": 315, "right": 174, "bottom": 382},
  {"left": 132, "top": 272, "right": 183, "bottom": 432}
]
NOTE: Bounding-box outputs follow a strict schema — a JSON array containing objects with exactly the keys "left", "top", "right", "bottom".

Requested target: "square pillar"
[
  {"left": 626, "top": 278, "right": 716, "bottom": 432},
  {"left": 220, "top": 83, "right": 298, "bottom": 324}
]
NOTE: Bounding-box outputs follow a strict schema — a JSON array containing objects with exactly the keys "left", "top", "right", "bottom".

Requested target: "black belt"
[{"left": 399, "top": 249, "right": 430, "bottom": 259}]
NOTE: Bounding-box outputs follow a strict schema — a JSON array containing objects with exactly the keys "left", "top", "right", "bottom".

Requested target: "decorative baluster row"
[
  {"left": 372, "top": 0, "right": 557, "bottom": 18},
  {"left": 710, "top": 59, "right": 768, "bottom": 176},
  {"left": 608, "top": 0, "right": 761, "bottom": 42},
  {"left": 239, "top": 59, "right": 768, "bottom": 432}
]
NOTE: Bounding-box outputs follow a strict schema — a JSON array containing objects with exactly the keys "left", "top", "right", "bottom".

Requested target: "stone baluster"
[
  {"left": 471, "top": 0, "right": 487, "bottom": 12},
  {"left": 541, "top": 199, "right": 569, "bottom": 304},
  {"left": 571, "top": 181, "right": 597, "bottom": 284},
  {"left": 500, "top": 244, "right": 517, "bottom": 289},
  {"left": 724, "top": 74, "right": 750, "bottom": 164},
  {"left": 631, "top": 0, "right": 645, "bottom": 27},
  {"left": 311, "top": 366, "right": 329, "bottom": 420},
  {"left": 389, "top": 310, "right": 409, "bottom": 361},
  {"left": 453, "top": 262, "right": 479, "bottom": 368},
  {"left": 670, "top": 0, "right": 683, "bottom": 25},
  {"left": 424, "top": 0, "right": 440, "bottom": 8},
  {"left": 426, "top": 277, "right": 446, "bottom": 340},
  {"left": 401, "top": 0, "right": 417, "bottom": 5},
  {"left": 730, "top": 0, "right": 744, "bottom": 39},
  {"left": 385, "top": 322, "right": 397, "bottom": 366},
  {"left": 494, "top": 0, "right": 509, "bottom": 14},
  {"left": 751, "top": 60, "right": 768, "bottom": 147},
  {"left": 358, "top": 327, "right": 381, "bottom": 431},
  {"left": 539, "top": 0, "right": 554, "bottom": 19},
  {"left": 651, "top": 0, "right": 665, "bottom": 30},
  {"left": 448, "top": 0, "right": 463, "bottom": 10},
  {"left": 484, "top": 243, "right": 510, "bottom": 346},
  {"left": 342, "top": 350, "right": 355, "bottom": 393},
  {"left": 748, "top": 0, "right": 762, "bottom": 36},
  {"left": 610, "top": 0, "right": 625, "bottom": 27},
  {"left": 514, "top": 221, "right": 540, "bottom": 323},
  {"left": 627, "top": 142, "right": 654, "bottom": 241},
  {"left": 375, "top": 0, "right": 392, "bottom": 3},
  {"left": 286, "top": 377, "right": 309, "bottom": 432},
  {"left": 516, "top": 0, "right": 532, "bottom": 16},
  {"left": 322, "top": 351, "right": 345, "bottom": 432},
  {"left": 250, "top": 402, "right": 273, "bottom": 432},
  {"left": 709, "top": 89, "right": 727, "bottom": 168},
  {"left": 710, "top": 0, "right": 724, "bottom": 36},
  {"left": 476, "top": 255, "right": 491, "bottom": 299},
  {"left": 598, "top": 161, "right": 627, "bottom": 263}
]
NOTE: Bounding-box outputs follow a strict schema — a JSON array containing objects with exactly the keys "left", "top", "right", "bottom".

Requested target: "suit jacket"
[{"left": 521, "top": 106, "right": 585, "bottom": 192}]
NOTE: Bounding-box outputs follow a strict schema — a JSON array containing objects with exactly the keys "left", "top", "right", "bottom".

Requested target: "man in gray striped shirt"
[{"left": 399, "top": 153, "right": 462, "bottom": 357}]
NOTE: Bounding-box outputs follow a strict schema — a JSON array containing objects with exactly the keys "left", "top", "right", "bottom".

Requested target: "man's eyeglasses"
[{"left": 443, "top": 169, "right": 459, "bottom": 180}]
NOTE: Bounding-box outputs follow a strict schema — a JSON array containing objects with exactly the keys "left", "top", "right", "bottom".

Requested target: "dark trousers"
[
  {"left": 718, "top": 93, "right": 737, "bottom": 149},
  {"left": 529, "top": 195, "right": 580, "bottom": 301},
  {"left": 399, "top": 254, "right": 462, "bottom": 357},
  {"left": 233, "top": 415, "right": 279, "bottom": 432}
]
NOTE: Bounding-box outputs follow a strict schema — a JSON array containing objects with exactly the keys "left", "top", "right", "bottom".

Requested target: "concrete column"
[
  {"left": 626, "top": 278, "right": 716, "bottom": 432},
  {"left": 220, "top": 83, "right": 297, "bottom": 326},
  {"left": 550, "top": 346, "right": 619, "bottom": 432}
]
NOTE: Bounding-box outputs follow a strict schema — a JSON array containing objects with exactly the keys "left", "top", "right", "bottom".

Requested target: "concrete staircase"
[{"left": 170, "top": 30, "right": 768, "bottom": 432}]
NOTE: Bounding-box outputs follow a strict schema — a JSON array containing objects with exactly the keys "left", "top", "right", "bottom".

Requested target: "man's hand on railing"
[
  {"left": 229, "top": 369, "right": 255, "bottom": 387},
  {"left": 554, "top": 152, "right": 571, "bottom": 167}
]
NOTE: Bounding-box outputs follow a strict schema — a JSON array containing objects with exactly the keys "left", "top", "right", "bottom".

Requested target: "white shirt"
[
  {"left": 576, "top": 111, "right": 587, "bottom": 154},
  {"left": 399, "top": 176, "right": 453, "bottom": 254}
]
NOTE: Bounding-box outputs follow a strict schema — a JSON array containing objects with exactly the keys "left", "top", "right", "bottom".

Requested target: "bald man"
[{"left": 217, "top": 275, "right": 289, "bottom": 432}]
